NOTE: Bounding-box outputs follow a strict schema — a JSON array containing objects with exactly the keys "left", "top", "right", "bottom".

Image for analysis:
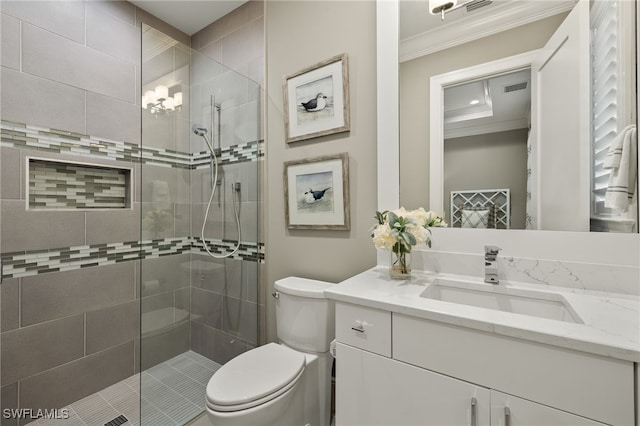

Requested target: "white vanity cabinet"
[
  {"left": 334, "top": 302, "right": 635, "bottom": 426},
  {"left": 336, "top": 342, "right": 491, "bottom": 426},
  {"left": 489, "top": 391, "right": 607, "bottom": 426}
]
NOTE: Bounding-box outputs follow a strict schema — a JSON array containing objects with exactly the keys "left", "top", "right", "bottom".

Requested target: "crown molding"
[{"left": 400, "top": 1, "right": 576, "bottom": 63}]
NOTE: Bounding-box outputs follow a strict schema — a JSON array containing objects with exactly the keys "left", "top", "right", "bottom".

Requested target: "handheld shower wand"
[{"left": 193, "top": 124, "right": 242, "bottom": 259}]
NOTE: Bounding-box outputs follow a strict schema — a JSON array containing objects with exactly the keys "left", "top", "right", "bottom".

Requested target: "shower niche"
[{"left": 27, "top": 158, "right": 132, "bottom": 210}]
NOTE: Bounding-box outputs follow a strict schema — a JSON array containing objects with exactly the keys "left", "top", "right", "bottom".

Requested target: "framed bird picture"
[
  {"left": 283, "top": 153, "right": 350, "bottom": 230},
  {"left": 283, "top": 53, "right": 350, "bottom": 143}
]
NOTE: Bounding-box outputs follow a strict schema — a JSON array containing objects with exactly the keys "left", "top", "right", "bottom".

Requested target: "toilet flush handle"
[{"left": 271, "top": 291, "right": 279, "bottom": 299}]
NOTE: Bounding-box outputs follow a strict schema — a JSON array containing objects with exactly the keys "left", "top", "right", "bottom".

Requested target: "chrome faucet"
[{"left": 484, "top": 246, "right": 502, "bottom": 284}]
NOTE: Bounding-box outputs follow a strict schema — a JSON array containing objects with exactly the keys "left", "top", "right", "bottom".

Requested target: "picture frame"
[
  {"left": 283, "top": 53, "right": 350, "bottom": 143},
  {"left": 284, "top": 153, "right": 350, "bottom": 230}
]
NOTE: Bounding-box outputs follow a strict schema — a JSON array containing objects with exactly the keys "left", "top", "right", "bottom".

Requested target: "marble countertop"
[{"left": 325, "top": 267, "right": 640, "bottom": 363}]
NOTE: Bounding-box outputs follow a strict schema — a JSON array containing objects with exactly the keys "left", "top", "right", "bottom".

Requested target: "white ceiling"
[
  {"left": 399, "top": 0, "right": 505, "bottom": 40},
  {"left": 130, "top": 0, "right": 249, "bottom": 35},
  {"left": 444, "top": 69, "right": 532, "bottom": 139}
]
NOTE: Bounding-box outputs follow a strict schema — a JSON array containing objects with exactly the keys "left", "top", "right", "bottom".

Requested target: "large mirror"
[{"left": 399, "top": 0, "right": 638, "bottom": 233}]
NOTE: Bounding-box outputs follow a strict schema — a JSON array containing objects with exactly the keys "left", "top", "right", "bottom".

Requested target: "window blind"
[{"left": 591, "top": 0, "right": 619, "bottom": 215}]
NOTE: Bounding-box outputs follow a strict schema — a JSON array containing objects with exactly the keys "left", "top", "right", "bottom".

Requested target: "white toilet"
[{"left": 205, "top": 277, "right": 335, "bottom": 426}]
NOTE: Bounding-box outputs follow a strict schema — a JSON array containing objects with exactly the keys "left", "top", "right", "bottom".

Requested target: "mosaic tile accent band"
[
  {"left": 1, "top": 120, "right": 263, "bottom": 169},
  {"left": 1, "top": 237, "right": 264, "bottom": 279},
  {"left": 29, "top": 159, "right": 130, "bottom": 209}
]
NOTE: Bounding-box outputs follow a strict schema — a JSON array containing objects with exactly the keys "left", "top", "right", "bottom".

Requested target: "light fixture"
[
  {"left": 142, "top": 84, "right": 183, "bottom": 114},
  {"left": 429, "top": 0, "right": 492, "bottom": 20}
]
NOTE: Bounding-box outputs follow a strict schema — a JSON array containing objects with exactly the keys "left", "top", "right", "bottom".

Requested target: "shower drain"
[{"left": 105, "top": 414, "right": 128, "bottom": 426}]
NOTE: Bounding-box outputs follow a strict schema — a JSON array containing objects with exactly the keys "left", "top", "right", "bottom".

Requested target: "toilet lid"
[{"left": 206, "top": 343, "right": 305, "bottom": 411}]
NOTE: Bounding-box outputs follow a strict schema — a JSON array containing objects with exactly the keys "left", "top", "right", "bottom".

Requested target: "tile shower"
[{"left": 0, "top": 2, "right": 263, "bottom": 425}]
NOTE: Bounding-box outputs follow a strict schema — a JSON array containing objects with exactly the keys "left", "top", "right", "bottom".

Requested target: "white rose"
[
  {"left": 407, "top": 223, "right": 430, "bottom": 245},
  {"left": 372, "top": 224, "right": 397, "bottom": 251}
]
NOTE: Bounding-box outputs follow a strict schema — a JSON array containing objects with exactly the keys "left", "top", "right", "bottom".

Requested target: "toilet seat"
[{"left": 206, "top": 343, "right": 305, "bottom": 412}]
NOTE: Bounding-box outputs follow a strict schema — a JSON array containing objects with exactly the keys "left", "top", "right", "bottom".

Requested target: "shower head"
[{"left": 192, "top": 124, "right": 208, "bottom": 136}]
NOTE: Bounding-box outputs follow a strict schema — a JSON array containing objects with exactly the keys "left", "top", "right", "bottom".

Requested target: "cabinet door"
[
  {"left": 490, "top": 391, "right": 608, "bottom": 426},
  {"left": 335, "top": 343, "right": 490, "bottom": 426}
]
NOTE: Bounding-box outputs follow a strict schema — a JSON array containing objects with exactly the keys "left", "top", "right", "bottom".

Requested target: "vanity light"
[
  {"left": 173, "top": 92, "right": 183, "bottom": 108},
  {"left": 429, "top": 0, "right": 493, "bottom": 20},
  {"left": 142, "top": 84, "right": 182, "bottom": 114}
]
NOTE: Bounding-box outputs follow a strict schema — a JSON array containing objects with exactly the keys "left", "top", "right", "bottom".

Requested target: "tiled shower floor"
[{"left": 30, "top": 351, "right": 221, "bottom": 426}]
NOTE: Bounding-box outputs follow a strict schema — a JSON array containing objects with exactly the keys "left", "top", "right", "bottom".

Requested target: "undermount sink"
[{"left": 420, "top": 278, "right": 583, "bottom": 324}]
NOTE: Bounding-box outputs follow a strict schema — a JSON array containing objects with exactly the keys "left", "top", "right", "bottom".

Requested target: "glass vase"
[{"left": 390, "top": 248, "right": 411, "bottom": 280}]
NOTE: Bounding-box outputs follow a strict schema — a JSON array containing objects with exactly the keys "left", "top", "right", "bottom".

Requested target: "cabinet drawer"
[
  {"left": 336, "top": 303, "right": 391, "bottom": 356},
  {"left": 393, "top": 314, "right": 635, "bottom": 426}
]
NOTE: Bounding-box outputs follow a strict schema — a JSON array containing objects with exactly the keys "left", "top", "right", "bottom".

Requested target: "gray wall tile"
[
  {"left": 21, "top": 262, "right": 135, "bottom": 326},
  {"left": 191, "top": 2, "right": 250, "bottom": 51},
  {"left": 141, "top": 254, "right": 190, "bottom": 297},
  {"left": 136, "top": 10, "right": 190, "bottom": 47},
  {"left": 1, "top": 200, "right": 86, "bottom": 253},
  {"left": 22, "top": 23, "right": 135, "bottom": 103},
  {"left": 87, "top": 1, "right": 136, "bottom": 27},
  {"left": 141, "top": 291, "right": 173, "bottom": 322},
  {"left": 86, "top": 300, "right": 139, "bottom": 354},
  {"left": 1, "top": 147, "right": 22, "bottom": 200},
  {"left": 141, "top": 165, "right": 190, "bottom": 206},
  {"left": 191, "top": 287, "right": 222, "bottom": 329},
  {"left": 1, "top": 13, "right": 20, "bottom": 70},
  {"left": 175, "top": 203, "right": 191, "bottom": 237},
  {"left": 141, "top": 110, "right": 178, "bottom": 151},
  {"left": 175, "top": 286, "right": 190, "bottom": 313},
  {"left": 220, "top": 17, "right": 263, "bottom": 74},
  {"left": 86, "top": 92, "right": 141, "bottom": 145},
  {"left": 85, "top": 202, "right": 140, "bottom": 245},
  {"left": 0, "top": 382, "right": 18, "bottom": 426},
  {"left": 0, "top": 1, "right": 85, "bottom": 43},
  {"left": 239, "top": 201, "right": 259, "bottom": 243},
  {"left": 19, "top": 342, "right": 134, "bottom": 411},
  {"left": 0, "top": 278, "right": 19, "bottom": 332},
  {"left": 1, "top": 68, "right": 85, "bottom": 134},
  {"left": 189, "top": 256, "right": 226, "bottom": 292},
  {"left": 86, "top": 3, "right": 140, "bottom": 65},
  {"left": 140, "top": 321, "right": 189, "bottom": 370},
  {"left": 141, "top": 204, "right": 175, "bottom": 241},
  {"left": 244, "top": 261, "right": 258, "bottom": 303},
  {"left": 1, "top": 314, "right": 84, "bottom": 384},
  {"left": 223, "top": 296, "right": 257, "bottom": 344},
  {"left": 190, "top": 321, "right": 247, "bottom": 365}
]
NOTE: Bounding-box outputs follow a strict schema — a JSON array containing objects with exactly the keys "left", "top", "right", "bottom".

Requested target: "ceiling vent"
[
  {"left": 504, "top": 82, "right": 528, "bottom": 93},
  {"left": 466, "top": 0, "right": 493, "bottom": 12}
]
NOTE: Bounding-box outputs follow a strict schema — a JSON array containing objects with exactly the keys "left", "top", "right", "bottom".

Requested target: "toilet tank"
[{"left": 274, "top": 277, "right": 335, "bottom": 353}]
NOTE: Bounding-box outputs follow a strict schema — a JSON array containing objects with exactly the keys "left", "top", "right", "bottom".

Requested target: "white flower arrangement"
[{"left": 371, "top": 207, "right": 447, "bottom": 254}]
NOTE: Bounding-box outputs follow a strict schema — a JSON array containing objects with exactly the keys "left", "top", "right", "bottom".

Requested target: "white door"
[
  {"left": 490, "top": 390, "right": 608, "bottom": 426},
  {"left": 531, "top": 0, "right": 590, "bottom": 231},
  {"left": 335, "top": 343, "right": 491, "bottom": 426}
]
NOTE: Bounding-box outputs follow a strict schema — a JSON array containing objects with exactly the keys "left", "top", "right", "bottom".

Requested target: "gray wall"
[
  {"left": 444, "top": 129, "right": 529, "bottom": 229},
  {"left": 265, "top": 1, "right": 378, "bottom": 342},
  {"left": 0, "top": 2, "right": 188, "bottom": 423},
  {"left": 399, "top": 13, "right": 567, "bottom": 212}
]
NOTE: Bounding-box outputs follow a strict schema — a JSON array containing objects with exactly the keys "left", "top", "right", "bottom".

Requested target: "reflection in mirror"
[
  {"left": 399, "top": 0, "right": 638, "bottom": 233},
  {"left": 444, "top": 69, "right": 530, "bottom": 229}
]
